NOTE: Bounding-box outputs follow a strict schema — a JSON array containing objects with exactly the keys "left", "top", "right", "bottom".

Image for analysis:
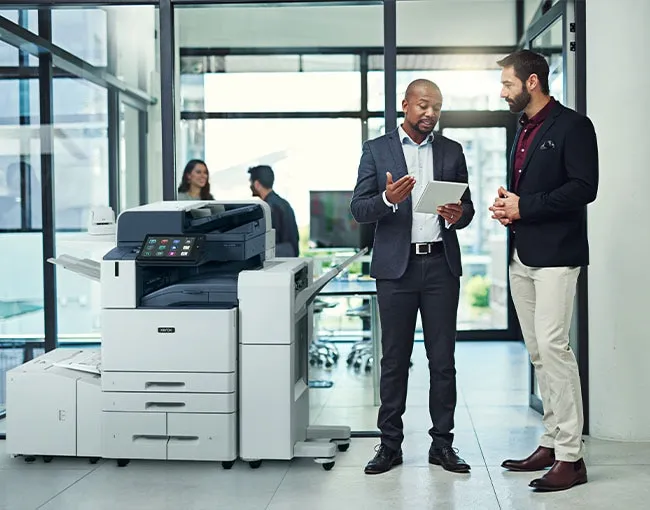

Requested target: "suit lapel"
[
  {"left": 519, "top": 103, "right": 562, "bottom": 178},
  {"left": 387, "top": 129, "right": 408, "bottom": 179},
  {"left": 432, "top": 135, "right": 443, "bottom": 181}
]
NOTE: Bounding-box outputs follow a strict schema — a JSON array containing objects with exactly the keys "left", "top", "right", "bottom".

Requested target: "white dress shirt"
[{"left": 382, "top": 125, "right": 449, "bottom": 243}]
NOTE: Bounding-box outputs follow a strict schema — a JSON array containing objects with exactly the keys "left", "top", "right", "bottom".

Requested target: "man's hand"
[
  {"left": 489, "top": 186, "right": 520, "bottom": 224},
  {"left": 437, "top": 202, "right": 463, "bottom": 225},
  {"left": 385, "top": 172, "right": 415, "bottom": 204}
]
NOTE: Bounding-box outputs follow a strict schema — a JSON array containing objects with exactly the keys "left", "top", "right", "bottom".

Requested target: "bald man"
[{"left": 351, "top": 79, "right": 475, "bottom": 475}]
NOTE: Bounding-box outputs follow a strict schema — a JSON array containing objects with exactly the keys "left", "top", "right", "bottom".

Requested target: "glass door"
[{"left": 439, "top": 111, "right": 519, "bottom": 340}]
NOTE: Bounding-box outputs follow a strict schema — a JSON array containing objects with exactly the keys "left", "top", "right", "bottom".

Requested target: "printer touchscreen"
[{"left": 137, "top": 235, "right": 203, "bottom": 261}]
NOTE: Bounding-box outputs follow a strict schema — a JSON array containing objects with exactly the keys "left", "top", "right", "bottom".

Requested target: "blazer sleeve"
[
  {"left": 449, "top": 143, "right": 474, "bottom": 231},
  {"left": 350, "top": 141, "right": 394, "bottom": 224},
  {"left": 518, "top": 116, "right": 599, "bottom": 222}
]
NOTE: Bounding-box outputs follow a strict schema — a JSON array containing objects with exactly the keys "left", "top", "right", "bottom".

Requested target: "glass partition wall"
[{"left": 0, "top": 5, "right": 157, "bottom": 422}]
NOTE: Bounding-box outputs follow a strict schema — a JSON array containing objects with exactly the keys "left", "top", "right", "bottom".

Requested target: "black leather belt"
[{"left": 411, "top": 242, "right": 444, "bottom": 256}]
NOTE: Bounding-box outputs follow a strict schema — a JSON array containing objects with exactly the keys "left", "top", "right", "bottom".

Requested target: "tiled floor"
[{"left": 1, "top": 341, "right": 649, "bottom": 509}]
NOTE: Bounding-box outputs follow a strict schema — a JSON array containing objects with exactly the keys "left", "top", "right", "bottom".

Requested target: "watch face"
[{"left": 139, "top": 236, "right": 197, "bottom": 259}]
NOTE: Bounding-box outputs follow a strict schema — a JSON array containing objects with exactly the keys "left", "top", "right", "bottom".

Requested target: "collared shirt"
[
  {"left": 381, "top": 125, "right": 442, "bottom": 243},
  {"left": 512, "top": 97, "right": 556, "bottom": 191}
]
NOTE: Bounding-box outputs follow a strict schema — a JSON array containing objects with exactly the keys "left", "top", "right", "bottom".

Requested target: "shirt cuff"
[
  {"left": 382, "top": 190, "right": 398, "bottom": 212},
  {"left": 445, "top": 220, "right": 452, "bottom": 229}
]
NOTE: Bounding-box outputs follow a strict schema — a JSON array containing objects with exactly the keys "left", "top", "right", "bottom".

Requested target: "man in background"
[{"left": 248, "top": 165, "right": 300, "bottom": 257}]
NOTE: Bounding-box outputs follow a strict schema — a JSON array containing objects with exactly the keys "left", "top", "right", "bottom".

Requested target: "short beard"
[
  {"left": 408, "top": 119, "right": 434, "bottom": 136},
  {"left": 507, "top": 88, "right": 531, "bottom": 113}
]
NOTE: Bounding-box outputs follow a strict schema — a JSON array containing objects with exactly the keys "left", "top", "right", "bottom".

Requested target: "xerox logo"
[{"left": 157, "top": 327, "right": 176, "bottom": 334}]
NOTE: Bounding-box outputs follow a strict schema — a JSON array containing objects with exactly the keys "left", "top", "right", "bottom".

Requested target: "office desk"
[{"left": 320, "top": 278, "right": 381, "bottom": 437}]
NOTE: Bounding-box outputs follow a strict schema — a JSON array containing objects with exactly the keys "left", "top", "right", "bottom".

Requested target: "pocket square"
[{"left": 540, "top": 140, "right": 555, "bottom": 150}]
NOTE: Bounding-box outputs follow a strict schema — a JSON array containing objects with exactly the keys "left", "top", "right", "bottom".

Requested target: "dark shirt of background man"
[{"left": 248, "top": 165, "right": 300, "bottom": 257}]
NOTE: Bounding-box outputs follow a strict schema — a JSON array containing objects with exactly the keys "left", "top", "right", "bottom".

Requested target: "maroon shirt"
[{"left": 512, "top": 97, "right": 556, "bottom": 191}]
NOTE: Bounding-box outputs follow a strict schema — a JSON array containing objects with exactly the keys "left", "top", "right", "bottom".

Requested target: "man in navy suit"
[
  {"left": 490, "top": 50, "right": 598, "bottom": 492},
  {"left": 350, "top": 79, "right": 474, "bottom": 475}
]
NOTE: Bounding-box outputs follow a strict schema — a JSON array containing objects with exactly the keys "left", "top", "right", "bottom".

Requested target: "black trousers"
[{"left": 375, "top": 250, "right": 460, "bottom": 451}]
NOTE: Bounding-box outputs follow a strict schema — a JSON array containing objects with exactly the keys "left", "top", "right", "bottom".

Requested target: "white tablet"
[{"left": 414, "top": 181, "right": 468, "bottom": 214}]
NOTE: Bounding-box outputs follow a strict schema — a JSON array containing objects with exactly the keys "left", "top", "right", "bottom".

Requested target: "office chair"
[{"left": 309, "top": 298, "right": 340, "bottom": 369}]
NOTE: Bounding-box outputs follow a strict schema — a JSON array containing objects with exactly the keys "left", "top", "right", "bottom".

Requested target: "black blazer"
[
  {"left": 350, "top": 128, "right": 474, "bottom": 280},
  {"left": 509, "top": 102, "right": 599, "bottom": 267}
]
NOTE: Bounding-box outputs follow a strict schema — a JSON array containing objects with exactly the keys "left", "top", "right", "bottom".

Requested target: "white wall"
[
  {"left": 586, "top": 0, "right": 650, "bottom": 441},
  {"left": 177, "top": 0, "right": 518, "bottom": 49}
]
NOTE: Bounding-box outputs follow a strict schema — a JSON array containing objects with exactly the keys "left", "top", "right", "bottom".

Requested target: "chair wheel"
[
  {"left": 337, "top": 443, "right": 350, "bottom": 452},
  {"left": 116, "top": 459, "right": 130, "bottom": 467},
  {"left": 24, "top": 456, "right": 36, "bottom": 463},
  {"left": 222, "top": 461, "right": 235, "bottom": 470},
  {"left": 249, "top": 460, "right": 262, "bottom": 469},
  {"left": 89, "top": 457, "right": 100, "bottom": 464},
  {"left": 43, "top": 456, "right": 53, "bottom": 463}
]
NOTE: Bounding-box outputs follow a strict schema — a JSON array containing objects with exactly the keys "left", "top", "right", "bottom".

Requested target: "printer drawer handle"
[
  {"left": 145, "top": 382, "right": 186, "bottom": 389},
  {"left": 145, "top": 402, "right": 186, "bottom": 409}
]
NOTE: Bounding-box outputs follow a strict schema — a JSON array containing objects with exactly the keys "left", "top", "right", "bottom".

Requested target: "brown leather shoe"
[
  {"left": 529, "top": 459, "right": 588, "bottom": 492},
  {"left": 501, "top": 446, "right": 555, "bottom": 472}
]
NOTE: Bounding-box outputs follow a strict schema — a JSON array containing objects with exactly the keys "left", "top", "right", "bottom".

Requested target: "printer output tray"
[{"left": 140, "top": 274, "right": 241, "bottom": 308}]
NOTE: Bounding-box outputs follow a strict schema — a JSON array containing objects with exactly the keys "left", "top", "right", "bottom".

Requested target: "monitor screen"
[
  {"left": 137, "top": 235, "right": 203, "bottom": 261},
  {"left": 309, "top": 191, "right": 360, "bottom": 249}
]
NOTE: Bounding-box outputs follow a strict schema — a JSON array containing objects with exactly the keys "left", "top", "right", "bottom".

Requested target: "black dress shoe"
[
  {"left": 429, "top": 445, "right": 471, "bottom": 473},
  {"left": 364, "top": 444, "right": 403, "bottom": 475}
]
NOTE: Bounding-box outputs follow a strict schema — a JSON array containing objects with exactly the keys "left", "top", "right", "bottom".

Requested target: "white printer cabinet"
[{"left": 100, "top": 308, "right": 238, "bottom": 467}]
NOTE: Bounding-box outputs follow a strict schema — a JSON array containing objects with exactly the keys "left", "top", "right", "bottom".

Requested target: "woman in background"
[{"left": 177, "top": 159, "right": 214, "bottom": 200}]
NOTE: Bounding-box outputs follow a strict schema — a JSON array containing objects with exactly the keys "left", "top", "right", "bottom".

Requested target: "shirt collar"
[
  {"left": 398, "top": 124, "right": 434, "bottom": 146},
  {"left": 520, "top": 96, "right": 556, "bottom": 126}
]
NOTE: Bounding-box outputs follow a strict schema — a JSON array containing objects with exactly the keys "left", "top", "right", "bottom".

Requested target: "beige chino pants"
[{"left": 509, "top": 250, "right": 584, "bottom": 462}]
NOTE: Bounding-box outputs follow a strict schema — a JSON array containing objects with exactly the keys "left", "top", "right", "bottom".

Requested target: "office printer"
[{"left": 6, "top": 200, "right": 362, "bottom": 471}]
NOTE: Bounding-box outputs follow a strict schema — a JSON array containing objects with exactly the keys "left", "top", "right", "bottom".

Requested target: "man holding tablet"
[{"left": 350, "top": 78, "right": 474, "bottom": 475}]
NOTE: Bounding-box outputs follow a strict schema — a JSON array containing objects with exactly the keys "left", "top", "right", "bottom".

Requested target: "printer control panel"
[{"left": 137, "top": 234, "right": 205, "bottom": 262}]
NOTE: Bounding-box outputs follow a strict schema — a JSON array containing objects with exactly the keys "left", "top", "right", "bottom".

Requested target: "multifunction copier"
[{"left": 6, "top": 200, "right": 363, "bottom": 470}]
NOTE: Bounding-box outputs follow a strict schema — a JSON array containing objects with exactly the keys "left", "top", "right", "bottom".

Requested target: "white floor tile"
[
  {"left": 266, "top": 465, "right": 500, "bottom": 510},
  {"left": 0, "top": 467, "right": 90, "bottom": 510},
  {"left": 489, "top": 465, "right": 650, "bottom": 510},
  {"left": 39, "top": 460, "right": 289, "bottom": 510}
]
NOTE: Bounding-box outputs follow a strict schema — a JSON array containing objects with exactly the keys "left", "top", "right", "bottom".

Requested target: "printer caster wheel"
[
  {"left": 89, "top": 457, "right": 100, "bottom": 465},
  {"left": 337, "top": 443, "right": 350, "bottom": 453},
  {"left": 116, "top": 459, "right": 130, "bottom": 468},
  {"left": 249, "top": 460, "right": 262, "bottom": 469},
  {"left": 322, "top": 461, "right": 335, "bottom": 471},
  {"left": 24, "top": 456, "right": 36, "bottom": 463},
  {"left": 43, "top": 456, "right": 53, "bottom": 463},
  {"left": 221, "top": 461, "right": 235, "bottom": 470}
]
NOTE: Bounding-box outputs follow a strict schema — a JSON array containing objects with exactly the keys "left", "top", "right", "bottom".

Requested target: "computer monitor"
[{"left": 309, "top": 190, "right": 360, "bottom": 249}]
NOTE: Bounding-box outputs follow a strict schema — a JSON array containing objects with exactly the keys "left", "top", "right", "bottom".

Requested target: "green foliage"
[{"left": 466, "top": 274, "right": 490, "bottom": 308}]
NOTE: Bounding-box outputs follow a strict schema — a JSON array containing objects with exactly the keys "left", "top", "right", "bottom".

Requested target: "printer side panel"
[
  {"left": 238, "top": 260, "right": 312, "bottom": 460},
  {"left": 6, "top": 363, "right": 78, "bottom": 457},
  {"left": 101, "top": 259, "right": 136, "bottom": 309}
]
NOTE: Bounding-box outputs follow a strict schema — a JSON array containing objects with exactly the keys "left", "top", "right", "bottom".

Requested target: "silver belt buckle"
[{"left": 415, "top": 243, "right": 430, "bottom": 255}]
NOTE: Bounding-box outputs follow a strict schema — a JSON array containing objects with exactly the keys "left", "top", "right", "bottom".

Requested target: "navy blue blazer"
[
  {"left": 508, "top": 102, "right": 599, "bottom": 267},
  {"left": 350, "top": 128, "right": 474, "bottom": 280}
]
